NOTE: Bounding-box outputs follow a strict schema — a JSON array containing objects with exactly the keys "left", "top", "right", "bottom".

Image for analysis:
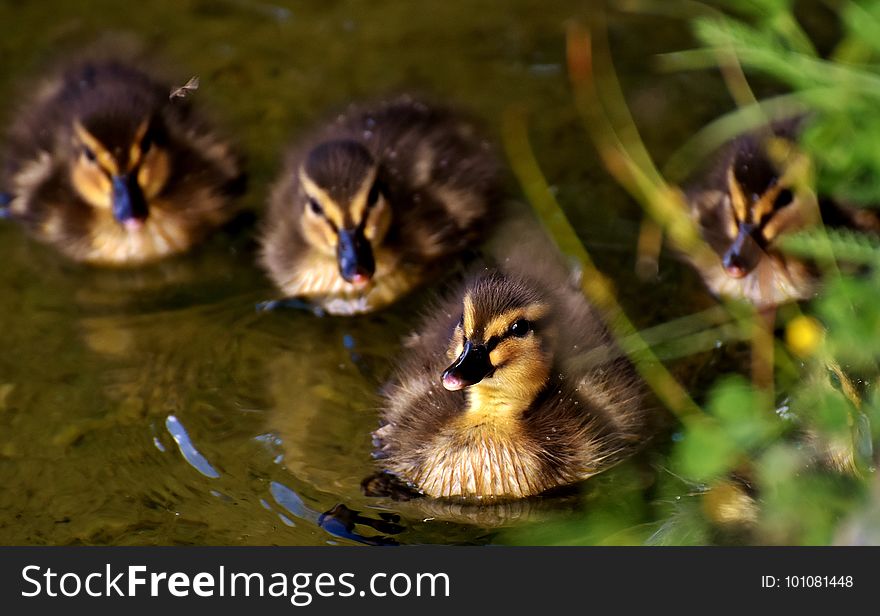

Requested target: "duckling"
[
  {"left": 259, "top": 96, "right": 501, "bottom": 315},
  {"left": 372, "top": 265, "right": 648, "bottom": 500},
  {"left": 685, "top": 121, "right": 880, "bottom": 309},
  {"left": 0, "top": 59, "right": 244, "bottom": 266}
]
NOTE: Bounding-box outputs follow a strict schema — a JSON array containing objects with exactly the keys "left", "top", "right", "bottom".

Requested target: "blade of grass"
[
  {"left": 567, "top": 17, "right": 782, "bottom": 411},
  {"left": 501, "top": 104, "right": 703, "bottom": 422},
  {"left": 567, "top": 20, "right": 714, "bottom": 267},
  {"left": 574, "top": 318, "right": 751, "bottom": 367},
  {"left": 661, "top": 92, "right": 811, "bottom": 183},
  {"left": 635, "top": 217, "right": 662, "bottom": 280}
]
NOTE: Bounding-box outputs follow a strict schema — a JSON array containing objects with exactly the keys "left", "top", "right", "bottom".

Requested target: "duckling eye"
[
  {"left": 508, "top": 319, "right": 532, "bottom": 338},
  {"left": 367, "top": 182, "right": 381, "bottom": 208},
  {"left": 775, "top": 189, "right": 794, "bottom": 209},
  {"left": 140, "top": 132, "right": 153, "bottom": 155},
  {"left": 308, "top": 198, "right": 324, "bottom": 216},
  {"left": 81, "top": 146, "right": 96, "bottom": 164}
]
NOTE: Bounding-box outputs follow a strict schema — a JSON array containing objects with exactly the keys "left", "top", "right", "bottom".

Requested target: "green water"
[{"left": 0, "top": 0, "right": 738, "bottom": 545}]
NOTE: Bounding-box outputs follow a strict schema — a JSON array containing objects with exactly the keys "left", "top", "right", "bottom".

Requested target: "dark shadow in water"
[
  {"left": 360, "top": 470, "right": 593, "bottom": 530},
  {"left": 362, "top": 471, "right": 420, "bottom": 501},
  {"left": 318, "top": 504, "right": 404, "bottom": 546},
  {"left": 255, "top": 297, "right": 326, "bottom": 316},
  {"left": 271, "top": 480, "right": 403, "bottom": 545}
]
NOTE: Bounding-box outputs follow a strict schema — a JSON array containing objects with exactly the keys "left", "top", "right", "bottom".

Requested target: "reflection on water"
[
  {"left": 166, "top": 415, "right": 221, "bottom": 479},
  {"left": 0, "top": 0, "right": 737, "bottom": 545},
  {"left": 270, "top": 481, "right": 318, "bottom": 524},
  {"left": 268, "top": 482, "right": 403, "bottom": 545},
  {"left": 318, "top": 504, "right": 403, "bottom": 546}
]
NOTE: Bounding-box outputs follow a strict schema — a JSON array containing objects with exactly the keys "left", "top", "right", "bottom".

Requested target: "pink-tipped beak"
[
  {"left": 722, "top": 222, "right": 758, "bottom": 279},
  {"left": 441, "top": 372, "right": 466, "bottom": 391},
  {"left": 350, "top": 271, "right": 371, "bottom": 287},
  {"left": 724, "top": 264, "right": 748, "bottom": 279},
  {"left": 123, "top": 218, "right": 145, "bottom": 232}
]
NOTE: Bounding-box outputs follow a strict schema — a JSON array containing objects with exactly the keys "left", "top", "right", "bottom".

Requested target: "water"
[{"left": 0, "top": 0, "right": 738, "bottom": 545}]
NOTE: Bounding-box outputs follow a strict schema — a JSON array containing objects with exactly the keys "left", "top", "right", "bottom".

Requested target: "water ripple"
[{"left": 165, "top": 415, "right": 220, "bottom": 479}]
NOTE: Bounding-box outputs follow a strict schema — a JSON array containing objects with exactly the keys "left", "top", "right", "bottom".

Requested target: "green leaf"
[
  {"left": 674, "top": 419, "right": 740, "bottom": 482},
  {"left": 708, "top": 376, "right": 779, "bottom": 449},
  {"left": 817, "top": 274, "right": 880, "bottom": 368},
  {"left": 780, "top": 228, "right": 880, "bottom": 266}
]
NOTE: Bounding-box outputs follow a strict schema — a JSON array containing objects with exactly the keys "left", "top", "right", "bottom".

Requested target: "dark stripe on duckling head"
[
  {"left": 63, "top": 62, "right": 169, "bottom": 165},
  {"left": 722, "top": 131, "right": 803, "bottom": 278},
  {"left": 729, "top": 126, "right": 801, "bottom": 220},
  {"left": 731, "top": 146, "right": 779, "bottom": 208},
  {"left": 462, "top": 271, "right": 544, "bottom": 342},
  {"left": 79, "top": 114, "right": 161, "bottom": 173},
  {"left": 304, "top": 139, "right": 376, "bottom": 207}
]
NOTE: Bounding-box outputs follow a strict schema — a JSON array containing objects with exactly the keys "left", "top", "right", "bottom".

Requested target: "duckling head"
[
  {"left": 441, "top": 273, "right": 553, "bottom": 414},
  {"left": 298, "top": 140, "right": 391, "bottom": 287},
  {"left": 718, "top": 140, "right": 815, "bottom": 279},
  {"left": 69, "top": 112, "right": 171, "bottom": 232}
]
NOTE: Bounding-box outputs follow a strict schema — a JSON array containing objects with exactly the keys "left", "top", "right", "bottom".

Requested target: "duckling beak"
[
  {"left": 111, "top": 174, "right": 149, "bottom": 230},
  {"left": 337, "top": 227, "right": 375, "bottom": 286},
  {"left": 442, "top": 340, "right": 493, "bottom": 391},
  {"left": 722, "top": 222, "right": 761, "bottom": 279},
  {"left": 0, "top": 191, "right": 11, "bottom": 218}
]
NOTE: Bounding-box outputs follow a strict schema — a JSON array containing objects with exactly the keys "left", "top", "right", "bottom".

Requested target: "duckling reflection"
[
  {"left": 1, "top": 59, "right": 244, "bottom": 265},
  {"left": 259, "top": 96, "right": 501, "bottom": 315},
  {"left": 685, "top": 121, "right": 880, "bottom": 308},
  {"left": 374, "top": 247, "right": 650, "bottom": 500},
  {"left": 318, "top": 504, "right": 403, "bottom": 546},
  {"left": 361, "top": 469, "right": 592, "bottom": 527}
]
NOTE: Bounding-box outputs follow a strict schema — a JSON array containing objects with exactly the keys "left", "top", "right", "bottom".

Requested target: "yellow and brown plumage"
[
  {"left": 0, "top": 59, "right": 244, "bottom": 266},
  {"left": 259, "top": 96, "right": 501, "bottom": 315},
  {"left": 686, "top": 121, "right": 880, "bottom": 309},
  {"left": 373, "top": 261, "right": 649, "bottom": 500}
]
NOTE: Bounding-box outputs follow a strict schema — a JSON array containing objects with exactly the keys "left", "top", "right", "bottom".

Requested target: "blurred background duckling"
[
  {"left": 259, "top": 96, "right": 501, "bottom": 315},
  {"left": 372, "top": 227, "right": 650, "bottom": 500},
  {"left": 0, "top": 59, "right": 244, "bottom": 266},
  {"left": 685, "top": 120, "right": 880, "bottom": 309}
]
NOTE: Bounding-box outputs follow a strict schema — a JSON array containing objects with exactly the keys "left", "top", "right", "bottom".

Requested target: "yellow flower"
[{"left": 785, "top": 316, "right": 824, "bottom": 358}]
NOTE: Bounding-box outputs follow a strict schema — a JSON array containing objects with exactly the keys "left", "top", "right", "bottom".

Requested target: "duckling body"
[
  {"left": 259, "top": 97, "right": 501, "bottom": 315},
  {"left": 1, "top": 60, "right": 244, "bottom": 266},
  {"left": 686, "top": 121, "right": 880, "bottom": 308},
  {"left": 374, "top": 256, "right": 647, "bottom": 500}
]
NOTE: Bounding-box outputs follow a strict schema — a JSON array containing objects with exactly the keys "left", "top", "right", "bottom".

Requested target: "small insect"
[{"left": 169, "top": 76, "right": 199, "bottom": 101}]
